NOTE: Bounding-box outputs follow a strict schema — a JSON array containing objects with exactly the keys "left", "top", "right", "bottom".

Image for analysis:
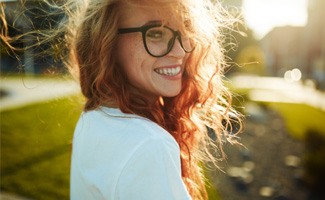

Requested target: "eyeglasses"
[{"left": 118, "top": 24, "right": 194, "bottom": 57}]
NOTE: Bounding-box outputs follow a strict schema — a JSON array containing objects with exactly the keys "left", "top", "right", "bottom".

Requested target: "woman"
[
  {"left": 1, "top": 0, "right": 241, "bottom": 199},
  {"left": 67, "top": 0, "right": 242, "bottom": 199}
]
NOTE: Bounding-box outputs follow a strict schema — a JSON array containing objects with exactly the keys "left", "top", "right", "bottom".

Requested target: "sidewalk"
[
  {"left": 210, "top": 104, "right": 309, "bottom": 200},
  {"left": 0, "top": 76, "right": 81, "bottom": 112}
]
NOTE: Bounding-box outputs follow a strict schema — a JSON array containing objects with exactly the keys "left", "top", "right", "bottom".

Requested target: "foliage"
[
  {"left": 223, "top": 17, "right": 260, "bottom": 75},
  {"left": 235, "top": 45, "right": 266, "bottom": 75}
]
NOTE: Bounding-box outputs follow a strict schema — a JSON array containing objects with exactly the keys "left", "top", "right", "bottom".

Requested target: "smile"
[{"left": 154, "top": 66, "right": 181, "bottom": 76}]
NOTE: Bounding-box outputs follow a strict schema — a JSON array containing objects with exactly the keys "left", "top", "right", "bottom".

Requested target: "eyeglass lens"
[{"left": 144, "top": 26, "right": 193, "bottom": 57}]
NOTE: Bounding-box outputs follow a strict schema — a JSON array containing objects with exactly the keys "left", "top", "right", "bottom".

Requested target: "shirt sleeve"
[{"left": 115, "top": 138, "right": 192, "bottom": 200}]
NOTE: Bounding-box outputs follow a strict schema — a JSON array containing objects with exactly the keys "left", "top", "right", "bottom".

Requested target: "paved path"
[
  {"left": 0, "top": 76, "right": 81, "bottom": 112},
  {"left": 0, "top": 192, "right": 33, "bottom": 200},
  {"left": 210, "top": 106, "right": 309, "bottom": 200}
]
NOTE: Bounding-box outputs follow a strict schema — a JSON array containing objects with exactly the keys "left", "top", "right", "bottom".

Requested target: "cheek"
[{"left": 116, "top": 36, "right": 143, "bottom": 73}]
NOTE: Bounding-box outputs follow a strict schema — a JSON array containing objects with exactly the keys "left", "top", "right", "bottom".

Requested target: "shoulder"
[
  {"left": 73, "top": 107, "right": 179, "bottom": 153},
  {"left": 73, "top": 108, "right": 179, "bottom": 157}
]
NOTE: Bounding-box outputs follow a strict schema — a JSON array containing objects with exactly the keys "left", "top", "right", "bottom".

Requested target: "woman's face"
[{"left": 116, "top": 4, "right": 189, "bottom": 101}]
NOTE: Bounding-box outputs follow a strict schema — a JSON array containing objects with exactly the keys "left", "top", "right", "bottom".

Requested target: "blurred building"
[{"left": 261, "top": 0, "right": 325, "bottom": 90}]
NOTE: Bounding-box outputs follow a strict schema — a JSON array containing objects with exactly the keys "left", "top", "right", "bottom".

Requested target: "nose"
[{"left": 167, "top": 37, "right": 186, "bottom": 58}]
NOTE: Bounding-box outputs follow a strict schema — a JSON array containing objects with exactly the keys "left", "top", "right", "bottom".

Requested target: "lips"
[{"left": 154, "top": 66, "right": 181, "bottom": 76}]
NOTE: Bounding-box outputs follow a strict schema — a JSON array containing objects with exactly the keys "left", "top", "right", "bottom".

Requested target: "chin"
[{"left": 161, "top": 90, "right": 181, "bottom": 98}]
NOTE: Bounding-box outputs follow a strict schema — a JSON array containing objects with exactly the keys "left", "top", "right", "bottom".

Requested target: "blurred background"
[{"left": 1, "top": 0, "right": 325, "bottom": 200}]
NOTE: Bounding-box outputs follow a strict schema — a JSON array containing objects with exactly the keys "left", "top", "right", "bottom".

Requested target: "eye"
[{"left": 146, "top": 29, "right": 164, "bottom": 40}]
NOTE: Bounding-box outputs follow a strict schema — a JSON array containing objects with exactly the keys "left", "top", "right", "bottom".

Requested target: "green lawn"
[
  {"left": 0, "top": 95, "right": 83, "bottom": 200},
  {"left": 1, "top": 95, "right": 221, "bottom": 200},
  {"left": 266, "top": 102, "right": 325, "bottom": 139}
]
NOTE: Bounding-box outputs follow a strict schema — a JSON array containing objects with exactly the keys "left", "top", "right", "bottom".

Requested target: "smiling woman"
[
  {"left": 1, "top": 0, "right": 243, "bottom": 199},
  {"left": 242, "top": 0, "right": 308, "bottom": 38}
]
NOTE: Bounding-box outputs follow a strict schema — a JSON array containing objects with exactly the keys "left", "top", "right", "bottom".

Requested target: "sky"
[{"left": 242, "top": 0, "right": 308, "bottom": 39}]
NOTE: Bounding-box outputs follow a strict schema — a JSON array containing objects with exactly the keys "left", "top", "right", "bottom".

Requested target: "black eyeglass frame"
[{"left": 118, "top": 24, "right": 194, "bottom": 57}]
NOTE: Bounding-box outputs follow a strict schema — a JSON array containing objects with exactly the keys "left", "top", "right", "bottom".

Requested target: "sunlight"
[
  {"left": 284, "top": 68, "right": 302, "bottom": 82},
  {"left": 242, "top": 0, "right": 308, "bottom": 39}
]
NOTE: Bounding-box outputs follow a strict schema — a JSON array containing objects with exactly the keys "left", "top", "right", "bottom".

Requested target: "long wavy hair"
[{"left": 1, "top": 0, "right": 242, "bottom": 199}]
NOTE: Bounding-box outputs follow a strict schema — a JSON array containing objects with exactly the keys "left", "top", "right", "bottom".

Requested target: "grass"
[
  {"left": 0, "top": 95, "right": 83, "bottom": 200},
  {"left": 1, "top": 94, "right": 221, "bottom": 200},
  {"left": 265, "top": 102, "right": 325, "bottom": 139},
  {"left": 205, "top": 173, "right": 222, "bottom": 200}
]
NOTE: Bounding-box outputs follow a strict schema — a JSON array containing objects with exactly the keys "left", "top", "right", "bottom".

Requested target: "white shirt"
[{"left": 70, "top": 107, "right": 191, "bottom": 200}]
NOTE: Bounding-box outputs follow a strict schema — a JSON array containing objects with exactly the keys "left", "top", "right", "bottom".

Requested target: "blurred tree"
[
  {"left": 236, "top": 45, "right": 266, "bottom": 75},
  {"left": 220, "top": 0, "right": 262, "bottom": 75}
]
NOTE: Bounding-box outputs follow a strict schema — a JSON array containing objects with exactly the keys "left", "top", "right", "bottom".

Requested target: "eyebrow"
[{"left": 142, "top": 20, "right": 163, "bottom": 26}]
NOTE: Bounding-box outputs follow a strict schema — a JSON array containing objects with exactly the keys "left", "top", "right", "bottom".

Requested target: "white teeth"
[{"left": 155, "top": 66, "right": 181, "bottom": 76}]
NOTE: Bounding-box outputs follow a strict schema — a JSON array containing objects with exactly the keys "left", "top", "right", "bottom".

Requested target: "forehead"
[{"left": 118, "top": 3, "right": 182, "bottom": 27}]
